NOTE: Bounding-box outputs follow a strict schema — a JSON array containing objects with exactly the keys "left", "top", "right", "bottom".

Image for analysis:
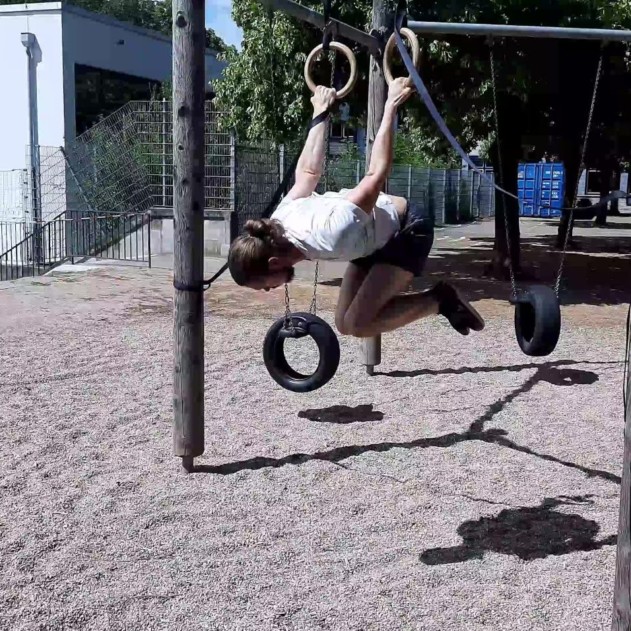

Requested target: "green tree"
[
  {"left": 214, "top": 0, "right": 372, "bottom": 145},
  {"left": 215, "top": 0, "right": 631, "bottom": 279}
]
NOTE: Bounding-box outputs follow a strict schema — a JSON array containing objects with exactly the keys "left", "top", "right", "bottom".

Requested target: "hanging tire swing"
[
  {"left": 388, "top": 10, "right": 615, "bottom": 360},
  {"left": 262, "top": 35, "right": 357, "bottom": 393},
  {"left": 510, "top": 286, "right": 561, "bottom": 357},
  {"left": 263, "top": 312, "right": 341, "bottom": 393}
]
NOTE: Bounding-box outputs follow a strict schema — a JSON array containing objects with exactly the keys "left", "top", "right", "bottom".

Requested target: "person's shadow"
[{"left": 420, "top": 495, "right": 616, "bottom": 565}]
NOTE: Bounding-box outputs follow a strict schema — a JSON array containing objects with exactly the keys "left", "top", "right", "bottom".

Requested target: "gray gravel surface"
[{"left": 0, "top": 265, "right": 627, "bottom": 631}]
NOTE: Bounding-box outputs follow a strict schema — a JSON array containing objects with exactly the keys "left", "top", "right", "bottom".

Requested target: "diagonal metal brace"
[{"left": 258, "top": 0, "right": 382, "bottom": 56}]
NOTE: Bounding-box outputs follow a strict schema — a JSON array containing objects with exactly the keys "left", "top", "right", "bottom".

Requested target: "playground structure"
[{"left": 171, "top": 1, "right": 631, "bottom": 628}]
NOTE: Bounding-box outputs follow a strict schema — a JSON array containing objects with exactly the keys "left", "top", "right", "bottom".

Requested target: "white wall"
[
  {"left": 0, "top": 2, "right": 227, "bottom": 229},
  {"left": 0, "top": 5, "right": 65, "bottom": 171},
  {"left": 0, "top": 2, "right": 226, "bottom": 172},
  {"left": 62, "top": 5, "right": 226, "bottom": 141}
]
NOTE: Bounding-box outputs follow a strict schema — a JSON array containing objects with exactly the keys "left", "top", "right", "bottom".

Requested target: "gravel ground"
[{"left": 0, "top": 263, "right": 628, "bottom": 631}]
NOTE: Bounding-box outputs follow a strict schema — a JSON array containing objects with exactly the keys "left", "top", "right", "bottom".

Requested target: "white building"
[{"left": 0, "top": 1, "right": 224, "bottom": 175}]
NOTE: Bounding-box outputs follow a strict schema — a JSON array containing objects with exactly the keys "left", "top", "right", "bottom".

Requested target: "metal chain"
[
  {"left": 489, "top": 43, "right": 517, "bottom": 298},
  {"left": 283, "top": 16, "right": 336, "bottom": 325},
  {"left": 269, "top": 9, "right": 296, "bottom": 331},
  {"left": 284, "top": 283, "right": 295, "bottom": 331},
  {"left": 309, "top": 262, "right": 320, "bottom": 314},
  {"left": 308, "top": 46, "right": 335, "bottom": 317},
  {"left": 554, "top": 49, "right": 604, "bottom": 295}
]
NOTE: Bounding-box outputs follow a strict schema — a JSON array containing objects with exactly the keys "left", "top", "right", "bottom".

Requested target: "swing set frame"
[{"left": 172, "top": 1, "right": 631, "bottom": 627}]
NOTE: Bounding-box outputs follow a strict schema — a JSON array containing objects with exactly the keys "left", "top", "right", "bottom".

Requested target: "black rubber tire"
[
  {"left": 263, "top": 312, "right": 340, "bottom": 393},
  {"left": 513, "top": 285, "right": 561, "bottom": 357}
]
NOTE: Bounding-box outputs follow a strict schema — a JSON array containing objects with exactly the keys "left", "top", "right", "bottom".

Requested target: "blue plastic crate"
[{"left": 516, "top": 162, "right": 565, "bottom": 217}]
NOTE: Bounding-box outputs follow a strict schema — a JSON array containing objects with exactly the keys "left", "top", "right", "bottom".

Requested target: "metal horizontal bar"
[
  {"left": 407, "top": 20, "right": 631, "bottom": 42},
  {"left": 258, "top": 0, "right": 381, "bottom": 53}
]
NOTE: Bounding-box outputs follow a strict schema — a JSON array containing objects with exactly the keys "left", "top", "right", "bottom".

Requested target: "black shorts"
[{"left": 351, "top": 200, "right": 435, "bottom": 277}]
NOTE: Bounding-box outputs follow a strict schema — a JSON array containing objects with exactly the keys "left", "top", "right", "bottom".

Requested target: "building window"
[
  {"left": 330, "top": 121, "right": 355, "bottom": 140},
  {"left": 75, "top": 64, "right": 162, "bottom": 134}
]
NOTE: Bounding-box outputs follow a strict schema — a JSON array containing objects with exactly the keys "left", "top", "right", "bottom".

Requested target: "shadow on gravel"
[
  {"left": 420, "top": 495, "right": 617, "bottom": 564},
  {"left": 193, "top": 361, "right": 619, "bottom": 486},
  {"left": 375, "top": 358, "right": 606, "bottom": 379},
  {"left": 298, "top": 404, "right": 384, "bottom": 424}
]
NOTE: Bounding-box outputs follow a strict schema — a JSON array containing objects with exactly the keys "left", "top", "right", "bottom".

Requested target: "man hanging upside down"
[{"left": 227, "top": 78, "right": 485, "bottom": 338}]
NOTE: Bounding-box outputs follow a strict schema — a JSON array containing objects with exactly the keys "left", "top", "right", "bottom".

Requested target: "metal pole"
[
  {"left": 361, "top": 0, "right": 390, "bottom": 376},
  {"left": 612, "top": 358, "right": 631, "bottom": 629},
  {"left": 407, "top": 20, "right": 631, "bottom": 42},
  {"left": 173, "top": 0, "right": 206, "bottom": 472},
  {"left": 258, "top": 0, "right": 381, "bottom": 53}
]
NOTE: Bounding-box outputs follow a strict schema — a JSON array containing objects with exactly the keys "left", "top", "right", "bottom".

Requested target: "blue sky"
[{"left": 206, "top": 0, "right": 243, "bottom": 50}]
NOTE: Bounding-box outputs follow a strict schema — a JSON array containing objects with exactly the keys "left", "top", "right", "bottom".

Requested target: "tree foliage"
[
  {"left": 214, "top": 1, "right": 373, "bottom": 145},
  {"left": 215, "top": 0, "right": 631, "bottom": 167},
  {"left": 214, "top": 0, "right": 631, "bottom": 275}
]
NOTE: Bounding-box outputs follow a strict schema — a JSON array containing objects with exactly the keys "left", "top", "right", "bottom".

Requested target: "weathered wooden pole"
[
  {"left": 173, "top": 0, "right": 206, "bottom": 472},
  {"left": 612, "top": 357, "right": 631, "bottom": 629},
  {"left": 361, "top": 0, "right": 390, "bottom": 375}
]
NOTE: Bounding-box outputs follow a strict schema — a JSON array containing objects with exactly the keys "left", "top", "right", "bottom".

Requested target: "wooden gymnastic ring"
[
  {"left": 304, "top": 41, "right": 358, "bottom": 100},
  {"left": 383, "top": 27, "right": 421, "bottom": 86}
]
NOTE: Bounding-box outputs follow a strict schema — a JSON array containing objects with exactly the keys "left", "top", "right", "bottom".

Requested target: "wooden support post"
[
  {"left": 612, "top": 360, "right": 631, "bottom": 629},
  {"left": 173, "top": 0, "right": 206, "bottom": 472},
  {"left": 361, "top": 0, "right": 390, "bottom": 376}
]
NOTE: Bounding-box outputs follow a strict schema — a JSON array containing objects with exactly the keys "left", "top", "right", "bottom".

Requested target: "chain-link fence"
[
  {"left": 1, "top": 100, "right": 495, "bottom": 269},
  {"left": 233, "top": 141, "right": 496, "bottom": 234}
]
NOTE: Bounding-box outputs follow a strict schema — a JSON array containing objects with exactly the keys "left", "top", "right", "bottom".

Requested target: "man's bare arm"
[
  {"left": 285, "top": 86, "right": 337, "bottom": 200},
  {"left": 345, "top": 78, "right": 412, "bottom": 214}
]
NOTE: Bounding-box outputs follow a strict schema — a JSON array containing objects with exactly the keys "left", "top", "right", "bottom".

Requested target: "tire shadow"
[{"left": 298, "top": 404, "right": 384, "bottom": 424}]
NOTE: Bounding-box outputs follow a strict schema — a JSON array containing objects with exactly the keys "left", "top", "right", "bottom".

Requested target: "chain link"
[
  {"left": 489, "top": 44, "right": 518, "bottom": 298},
  {"left": 555, "top": 50, "right": 603, "bottom": 295},
  {"left": 283, "top": 283, "right": 295, "bottom": 331},
  {"left": 282, "top": 35, "right": 335, "bottom": 328},
  {"left": 309, "top": 262, "right": 319, "bottom": 314}
]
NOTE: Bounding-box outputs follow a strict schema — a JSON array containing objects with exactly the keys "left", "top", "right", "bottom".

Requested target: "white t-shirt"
[{"left": 270, "top": 189, "right": 401, "bottom": 261}]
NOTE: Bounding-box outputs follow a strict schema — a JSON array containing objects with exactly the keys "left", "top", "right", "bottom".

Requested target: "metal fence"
[
  {"left": 85, "top": 100, "right": 494, "bottom": 232},
  {"left": 0, "top": 211, "right": 151, "bottom": 282},
  {"left": 233, "top": 142, "right": 496, "bottom": 235},
  {"left": 106, "top": 100, "right": 232, "bottom": 211},
  {"left": 1, "top": 100, "right": 496, "bottom": 276}
]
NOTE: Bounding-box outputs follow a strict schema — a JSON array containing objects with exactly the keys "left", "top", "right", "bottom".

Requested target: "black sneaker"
[{"left": 433, "top": 281, "right": 485, "bottom": 336}]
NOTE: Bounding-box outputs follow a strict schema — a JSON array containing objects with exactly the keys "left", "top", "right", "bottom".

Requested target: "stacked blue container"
[{"left": 517, "top": 162, "right": 566, "bottom": 217}]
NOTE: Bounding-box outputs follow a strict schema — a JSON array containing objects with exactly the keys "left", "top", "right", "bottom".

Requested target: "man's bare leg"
[
  {"left": 341, "top": 264, "right": 436, "bottom": 337},
  {"left": 341, "top": 264, "right": 485, "bottom": 338},
  {"left": 335, "top": 263, "right": 369, "bottom": 332}
]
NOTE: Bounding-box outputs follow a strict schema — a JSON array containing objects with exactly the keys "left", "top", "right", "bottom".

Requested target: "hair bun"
[
  {"left": 243, "top": 218, "right": 285, "bottom": 244},
  {"left": 244, "top": 219, "right": 270, "bottom": 239}
]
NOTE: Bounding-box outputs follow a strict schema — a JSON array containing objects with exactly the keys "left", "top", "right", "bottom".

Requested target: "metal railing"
[
  {"left": 0, "top": 213, "right": 66, "bottom": 281},
  {"left": 0, "top": 220, "right": 30, "bottom": 256},
  {"left": 67, "top": 210, "right": 151, "bottom": 265},
  {"left": 0, "top": 211, "right": 151, "bottom": 282}
]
